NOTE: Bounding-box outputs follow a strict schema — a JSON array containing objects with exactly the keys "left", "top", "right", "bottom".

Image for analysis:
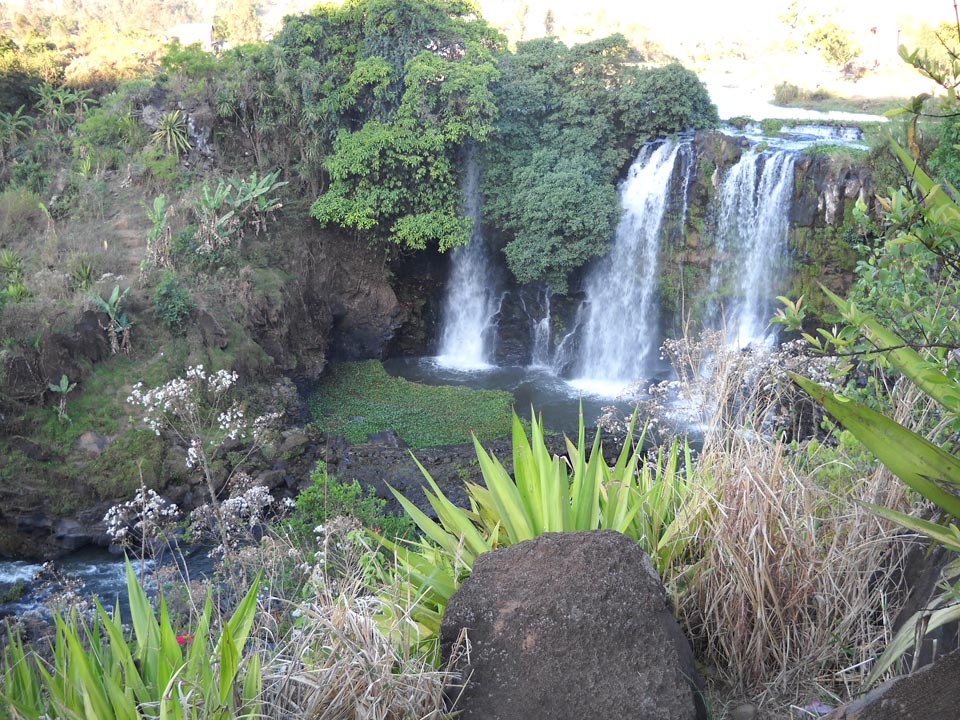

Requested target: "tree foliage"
[
  {"left": 481, "top": 35, "right": 717, "bottom": 290},
  {"left": 276, "top": 0, "right": 505, "bottom": 253}
]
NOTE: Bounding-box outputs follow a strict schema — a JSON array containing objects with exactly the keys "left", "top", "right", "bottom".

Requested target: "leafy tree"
[
  {"left": 481, "top": 36, "right": 717, "bottom": 291},
  {"left": 214, "top": 0, "right": 261, "bottom": 46},
  {"left": 803, "top": 21, "right": 861, "bottom": 68},
  {"left": 295, "top": 0, "right": 504, "bottom": 253}
]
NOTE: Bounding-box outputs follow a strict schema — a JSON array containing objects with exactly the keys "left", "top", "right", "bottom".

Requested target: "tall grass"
[
  {"left": 237, "top": 522, "right": 458, "bottom": 720},
  {"left": 663, "top": 332, "right": 914, "bottom": 704}
]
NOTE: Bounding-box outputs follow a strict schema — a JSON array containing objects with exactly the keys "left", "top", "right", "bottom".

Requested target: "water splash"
[
  {"left": 709, "top": 149, "right": 796, "bottom": 347},
  {"left": 572, "top": 140, "right": 691, "bottom": 392},
  {"left": 436, "top": 153, "right": 501, "bottom": 369}
]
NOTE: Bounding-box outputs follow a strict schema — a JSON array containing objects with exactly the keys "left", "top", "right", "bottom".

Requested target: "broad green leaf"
[
  {"left": 221, "top": 572, "right": 262, "bottom": 658},
  {"left": 791, "top": 374, "right": 960, "bottom": 519},
  {"left": 218, "top": 626, "right": 239, "bottom": 705},
  {"left": 472, "top": 435, "right": 535, "bottom": 542},
  {"left": 863, "top": 503, "right": 960, "bottom": 552},
  {"left": 868, "top": 598, "right": 960, "bottom": 685}
]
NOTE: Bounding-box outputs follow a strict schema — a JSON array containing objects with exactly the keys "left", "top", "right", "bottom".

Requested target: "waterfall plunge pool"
[{"left": 382, "top": 357, "right": 673, "bottom": 434}]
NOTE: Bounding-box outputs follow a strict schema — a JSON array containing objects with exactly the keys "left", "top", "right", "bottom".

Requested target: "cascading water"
[
  {"left": 529, "top": 287, "right": 552, "bottom": 368},
  {"left": 436, "top": 154, "right": 500, "bottom": 369},
  {"left": 572, "top": 140, "right": 692, "bottom": 392},
  {"left": 708, "top": 149, "right": 796, "bottom": 346}
]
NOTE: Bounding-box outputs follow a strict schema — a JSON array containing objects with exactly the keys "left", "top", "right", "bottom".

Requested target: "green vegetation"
[
  {"left": 308, "top": 360, "right": 513, "bottom": 448},
  {"left": 5, "top": 1, "right": 955, "bottom": 715},
  {"left": 481, "top": 36, "right": 718, "bottom": 291},
  {"left": 776, "top": 27, "right": 960, "bottom": 694},
  {"left": 289, "top": 0, "right": 504, "bottom": 253},
  {"left": 287, "top": 461, "right": 414, "bottom": 541},
  {"left": 381, "top": 411, "right": 706, "bottom": 645},
  {"left": 1, "top": 560, "right": 263, "bottom": 719},
  {"left": 803, "top": 21, "right": 860, "bottom": 69},
  {"left": 772, "top": 81, "right": 907, "bottom": 115},
  {"left": 151, "top": 271, "right": 194, "bottom": 334}
]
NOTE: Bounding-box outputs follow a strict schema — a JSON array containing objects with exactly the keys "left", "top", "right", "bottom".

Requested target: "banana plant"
[
  {"left": 48, "top": 374, "right": 76, "bottom": 422},
  {"left": 90, "top": 286, "right": 132, "bottom": 355}
]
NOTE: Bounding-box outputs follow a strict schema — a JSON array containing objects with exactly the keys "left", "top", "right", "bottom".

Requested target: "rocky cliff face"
[{"left": 0, "top": 219, "right": 408, "bottom": 559}]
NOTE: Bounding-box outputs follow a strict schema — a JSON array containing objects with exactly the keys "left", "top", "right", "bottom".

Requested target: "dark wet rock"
[
  {"left": 366, "top": 429, "right": 407, "bottom": 448},
  {"left": 440, "top": 530, "right": 706, "bottom": 720}
]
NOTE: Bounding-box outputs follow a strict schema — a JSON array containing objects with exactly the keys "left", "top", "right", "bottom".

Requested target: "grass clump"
[
  {"left": 308, "top": 360, "right": 513, "bottom": 448},
  {"left": 772, "top": 82, "right": 908, "bottom": 115}
]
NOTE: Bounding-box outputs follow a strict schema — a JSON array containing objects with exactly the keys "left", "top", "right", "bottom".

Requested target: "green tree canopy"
[
  {"left": 284, "top": 0, "right": 504, "bottom": 252},
  {"left": 481, "top": 35, "right": 718, "bottom": 291}
]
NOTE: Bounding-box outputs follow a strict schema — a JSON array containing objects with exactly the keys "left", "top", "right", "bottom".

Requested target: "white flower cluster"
[
  {"left": 186, "top": 438, "right": 202, "bottom": 469},
  {"left": 127, "top": 365, "right": 245, "bottom": 436},
  {"left": 103, "top": 488, "right": 181, "bottom": 546},
  {"left": 188, "top": 477, "right": 278, "bottom": 557},
  {"left": 209, "top": 368, "right": 239, "bottom": 393}
]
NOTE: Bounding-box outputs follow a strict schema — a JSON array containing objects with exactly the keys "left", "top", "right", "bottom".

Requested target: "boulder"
[
  {"left": 440, "top": 530, "right": 706, "bottom": 720},
  {"left": 824, "top": 650, "right": 960, "bottom": 719}
]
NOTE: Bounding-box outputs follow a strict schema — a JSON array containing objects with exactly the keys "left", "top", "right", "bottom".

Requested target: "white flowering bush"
[
  {"left": 189, "top": 472, "right": 283, "bottom": 558},
  {"left": 103, "top": 487, "right": 181, "bottom": 550},
  {"left": 127, "top": 365, "right": 282, "bottom": 558}
]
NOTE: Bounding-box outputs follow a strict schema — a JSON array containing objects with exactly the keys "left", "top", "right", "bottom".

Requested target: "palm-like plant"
[
  {"left": 33, "top": 82, "right": 77, "bottom": 133},
  {"left": 379, "top": 411, "right": 711, "bottom": 649},
  {"left": 0, "top": 105, "right": 31, "bottom": 172},
  {"left": 151, "top": 109, "right": 192, "bottom": 157}
]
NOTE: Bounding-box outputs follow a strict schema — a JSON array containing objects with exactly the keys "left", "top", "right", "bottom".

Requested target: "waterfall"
[
  {"left": 572, "top": 140, "right": 691, "bottom": 391},
  {"left": 530, "top": 287, "right": 552, "bottom": 368},
  {"left": 436, "top": 153, "right": 500, "bottom": 369},
  {"left": 709, "top": 149, "right": 796, "bottom": 347}
]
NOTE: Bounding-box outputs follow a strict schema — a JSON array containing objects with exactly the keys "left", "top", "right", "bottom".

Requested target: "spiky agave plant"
[
  {"left": 377, "top": 410, "right": 711, "bottom": 652},
  {"left": 151, "top": 109, "right": 192, "bottom": 157}
]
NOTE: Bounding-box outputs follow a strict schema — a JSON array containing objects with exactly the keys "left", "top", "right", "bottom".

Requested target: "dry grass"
[
  {"left": 261, "top": 586, "right": 456, "bottom": 720},
  {"left": 229, "top": 521, "right": 459, "bottom": 720},
  {"left": 663, "top": 331, "right": 915, "bottom": 708},
  {"left": 683, "top": 437, "right": 910, "bottom": 704}
]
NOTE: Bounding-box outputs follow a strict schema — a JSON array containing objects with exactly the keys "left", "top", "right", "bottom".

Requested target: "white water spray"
[
  {"left": 710, "top": 149, "right": 796, "bottom": 346},
  {"left": 436, "top": 154, "right": 500, "bottom": 369},
  {"left": 572, "top": 140, "right": 690, "bottom": 392}
]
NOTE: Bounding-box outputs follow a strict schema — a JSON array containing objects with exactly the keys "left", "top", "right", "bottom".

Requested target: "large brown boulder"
[
  {"left": 440, "top": 530, "right": 706, "bottom": 720},
  {"left": 825, "top": 650, "right": 960, "bottom": 720}
]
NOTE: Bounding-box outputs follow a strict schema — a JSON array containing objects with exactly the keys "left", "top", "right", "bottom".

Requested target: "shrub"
[
  {"left": 287, "top": 461, "right": 414, "bottom": 541},
  {"left": 760, "top": 118, "right": 784, "bottom": 135},
  {"left": 0, "top": 186, "right": 42, "bottom": 243},
  {"left": 151, "top": 270, "right": 194, "bottom": 334},
  {"left": 773, "top": 81, "right": 799, "bottom": 105},
  {"left": 134, "top": 145, "right": 179, "bottom": 194}
]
